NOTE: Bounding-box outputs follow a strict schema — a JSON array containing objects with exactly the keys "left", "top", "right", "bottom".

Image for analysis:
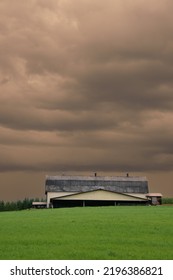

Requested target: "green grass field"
[{"left": 0, "top": 206, "right": 173, "bottom": 260}]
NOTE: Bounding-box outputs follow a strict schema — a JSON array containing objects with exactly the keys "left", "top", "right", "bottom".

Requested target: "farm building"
[
  {"left": 45, "top": 174, "right": 161, "bottom": 208},
  {"left": 32, "top": 201, "right": 47, "bottom": 209},
  {"left": 146, "top": 193, "right": 162, "bottom": 205}
]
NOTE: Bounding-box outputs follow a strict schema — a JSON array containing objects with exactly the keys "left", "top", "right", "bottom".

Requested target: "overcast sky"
[{"left": 0, "top": 0, "right": 173, "bottom": 201}]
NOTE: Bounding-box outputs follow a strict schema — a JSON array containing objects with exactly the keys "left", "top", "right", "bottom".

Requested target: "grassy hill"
[{"left": 0, "top": 206, "right": 173, "bottom": 260}]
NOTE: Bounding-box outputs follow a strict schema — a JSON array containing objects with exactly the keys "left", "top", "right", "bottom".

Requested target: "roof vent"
[
  {"left": 126, "top": 173, "right": 129, "bottom": 177},
  {"left": 95, "top": 172, "right": 97, "bottom": 177}
]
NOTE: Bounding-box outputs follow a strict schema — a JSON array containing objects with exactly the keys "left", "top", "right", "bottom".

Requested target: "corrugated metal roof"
[{"left": 45, "top": 175, "right": 149, "bottom": 194}]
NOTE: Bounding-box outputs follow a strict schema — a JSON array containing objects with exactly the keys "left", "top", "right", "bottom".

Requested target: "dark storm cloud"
[{"left": 0, "top": 0, "right": 173, "bottom": 175}]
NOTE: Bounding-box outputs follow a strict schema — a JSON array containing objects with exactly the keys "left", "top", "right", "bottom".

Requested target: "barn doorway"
[{"left": 52, "top": 199, "right": 116, "bottom": 208}]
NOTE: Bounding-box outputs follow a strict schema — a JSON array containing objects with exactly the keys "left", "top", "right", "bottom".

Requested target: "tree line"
[
  {"left": 162, "top": 197, "right": 173, "bottom": 204},
  {"left": 0, "top": 198, "right": 45, "bottom": 212}
]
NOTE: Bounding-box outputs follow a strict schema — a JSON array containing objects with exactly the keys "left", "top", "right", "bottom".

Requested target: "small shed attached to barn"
[{"left": 146, "top": 193, "right": 162, "bottom": 205}]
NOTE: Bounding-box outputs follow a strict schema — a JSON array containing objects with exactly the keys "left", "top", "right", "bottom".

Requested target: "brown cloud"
[{"left": 0, "top": 0, "right": 173, "bottom": 199}]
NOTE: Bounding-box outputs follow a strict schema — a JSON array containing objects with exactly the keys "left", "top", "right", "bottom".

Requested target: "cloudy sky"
[{"left": 0, "top": 0, "right": 173, "bottom": 201}]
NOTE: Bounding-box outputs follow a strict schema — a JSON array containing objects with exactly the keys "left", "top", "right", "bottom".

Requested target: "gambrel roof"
[{"left": 45, "top": 175, "right": 149, "bottom": 194}]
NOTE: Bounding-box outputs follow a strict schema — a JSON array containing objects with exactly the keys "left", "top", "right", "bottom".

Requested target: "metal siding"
[
  {"left": 46, "top": 179, "right": 148, "bottom": 193},
  {"left": 54, "top": 190, "right": 147, "bottom": 201}
]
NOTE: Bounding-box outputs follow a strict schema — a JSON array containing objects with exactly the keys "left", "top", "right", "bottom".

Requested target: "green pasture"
[{"left": 0, "top": 206, "right": 173, "bottom": 260}]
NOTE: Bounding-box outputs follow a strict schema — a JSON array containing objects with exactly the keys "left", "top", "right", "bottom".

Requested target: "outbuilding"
[
  {"left": 32, "top": 201, "right": 47, "bottom": 209},
  {"left": 45, "top": 174, "right": 150, "bottom": 208},
  {"left": 146, "top": 193, "right": 162, "bottom": 205}
]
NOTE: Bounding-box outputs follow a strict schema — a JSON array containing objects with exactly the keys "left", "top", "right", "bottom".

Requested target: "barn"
[{"left": 45, "top": 174, "right": 152, "bottom": 208}]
